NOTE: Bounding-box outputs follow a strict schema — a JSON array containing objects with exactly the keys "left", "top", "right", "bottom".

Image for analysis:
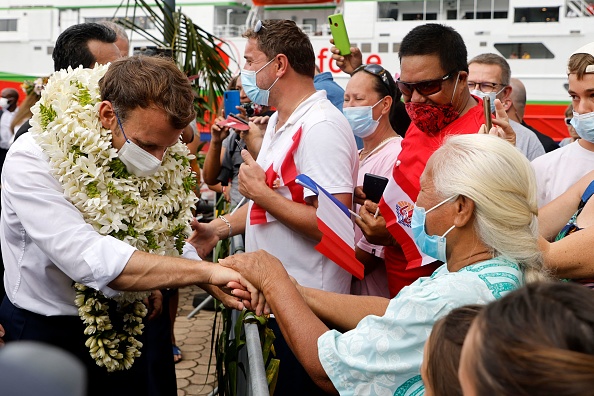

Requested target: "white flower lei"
[{"left": 30, "top": 64, "right": 198, "bottom": 372}]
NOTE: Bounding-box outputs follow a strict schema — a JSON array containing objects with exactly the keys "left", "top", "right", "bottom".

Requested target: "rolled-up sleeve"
[{"left": 2, "top": 137, "right": 134, "bottom": 297}]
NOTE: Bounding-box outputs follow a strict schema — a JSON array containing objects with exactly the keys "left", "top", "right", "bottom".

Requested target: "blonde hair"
[{"left": 431, "top": 134, "right": 547, "bottom": 283}]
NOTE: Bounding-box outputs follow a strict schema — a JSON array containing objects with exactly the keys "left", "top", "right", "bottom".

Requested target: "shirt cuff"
[
  {"left": 81, "top": 236, "right": 136, "bottom": 298},
  {"left": 183, "top": 242, "right": 202, "bottom": 261}
]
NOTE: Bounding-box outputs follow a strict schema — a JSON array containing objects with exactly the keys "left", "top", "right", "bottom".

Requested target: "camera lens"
[{"left": 242, "top": 102, "right": 255, "bottom": 117}]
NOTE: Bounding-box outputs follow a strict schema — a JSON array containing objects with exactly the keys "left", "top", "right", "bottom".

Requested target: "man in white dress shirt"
[{"left": 0, "top": 54, "right": 255, "bottom": 396}]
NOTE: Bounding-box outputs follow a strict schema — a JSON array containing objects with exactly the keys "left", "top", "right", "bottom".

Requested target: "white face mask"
[
  {"left": 115, "top": 114, "right": 163, "bottom": 177},
  {"left": 470, "top": 86, "right": 505, "bottom": 113},
  {"left": 0, "top": 97, "right": 10, "bottom": 109}
]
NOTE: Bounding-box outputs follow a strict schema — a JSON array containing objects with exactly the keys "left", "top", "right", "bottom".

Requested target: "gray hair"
[
  {"left": 430, "top": 134, "right": 547, "bottom": 283},
  {"left": 469, "top": 53, "right": 511, "bottom": 86},
  {"left": 98, "top": 20, "right": 129, "bottom": 42}
]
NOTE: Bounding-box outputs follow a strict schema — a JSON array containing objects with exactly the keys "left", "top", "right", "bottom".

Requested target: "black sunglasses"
[
  {"left": 565, "top": 117, "right": 573, "bottom": 125},
  {"left": 397, "top": 71, "right": 455, "bottom": 97},
  {"left": 354, "top": 64, "right": 393, "bottom": 95}
]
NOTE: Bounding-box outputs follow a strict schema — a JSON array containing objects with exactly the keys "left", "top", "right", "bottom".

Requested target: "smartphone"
[
  {"left": 223, "top": 90, "right": 241, "bottom": 118},
  {"left": 483, "top": 96, "right": 493, "bottom": 131},
  {"left": 328, "top": 13, "right": 351, "bottom": 56},
  {"left": 363, "top": 173, "right": 389, "bottom": 203}
]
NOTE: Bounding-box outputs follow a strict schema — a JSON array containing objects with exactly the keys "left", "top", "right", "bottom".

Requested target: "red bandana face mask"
[
  {"left": 404, "top": 71, "right": 461, "bottom": 135},
  {"left": 405, "top": 102, "right": 459, "bottom": 135}
]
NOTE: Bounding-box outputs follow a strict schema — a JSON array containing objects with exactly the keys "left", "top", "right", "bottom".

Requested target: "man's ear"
[
  {"left": 98, "top": 101, "right": 115, "bottom": 129},
  {"left": 275, "top": 54, "right": 289, "bottom": 77}
]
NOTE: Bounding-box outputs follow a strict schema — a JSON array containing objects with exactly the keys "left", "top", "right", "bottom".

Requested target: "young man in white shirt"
[{"left": 531, "top": 42, "right": 594, "bottom": 207}]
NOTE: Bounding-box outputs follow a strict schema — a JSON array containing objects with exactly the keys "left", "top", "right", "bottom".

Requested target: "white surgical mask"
[
  {"left": 115, "top": 114, "right": 163, "bottom": 177},
  {"left": 0, "top": 97, "right": 10, "bottom": 109},
  {"left": 470, "top": 86, "right": 505, "bottom": 113}
]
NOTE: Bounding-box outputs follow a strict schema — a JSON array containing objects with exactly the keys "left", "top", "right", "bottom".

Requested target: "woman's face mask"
[
  {"left": 342, "top": 98, "right": 384, "bottom": 138},
  {"left": 115, "top": 114, "right": 163, "bottom": 177},
  {"left": 411, "top": 195, "right": 457, "bottom": 263}
]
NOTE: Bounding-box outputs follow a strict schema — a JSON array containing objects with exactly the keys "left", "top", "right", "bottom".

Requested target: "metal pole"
[
  {"left": 244, "top": 322, "right": 270, "bottom": 396},
  {"left": 187, "top": 295, "right": 214, "bottom": 319},
  {"left": 163, "top": 0, "right": 175, "bottom": 46}
]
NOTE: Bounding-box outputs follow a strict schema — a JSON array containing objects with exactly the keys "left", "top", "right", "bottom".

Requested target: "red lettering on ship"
[{"left": 317, "top": 47, "right": 383, "bottom": 74}]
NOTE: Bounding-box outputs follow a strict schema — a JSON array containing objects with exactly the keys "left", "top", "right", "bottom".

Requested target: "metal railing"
[{"left": 188, "top": 234, "right": 269, "bottom": 396}]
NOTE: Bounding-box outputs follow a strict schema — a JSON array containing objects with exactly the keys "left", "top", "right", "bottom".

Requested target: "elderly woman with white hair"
[{"left": 221, "top": 134, "right": 548, "bottom": 396}]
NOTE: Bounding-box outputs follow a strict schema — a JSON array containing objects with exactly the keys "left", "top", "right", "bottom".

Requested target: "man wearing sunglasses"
[
  {"left": 332, "top": 24, "right": 513, "bottom": 294},
  {"left": 468, "top": 53, "right": 545, "bottom": 161}
]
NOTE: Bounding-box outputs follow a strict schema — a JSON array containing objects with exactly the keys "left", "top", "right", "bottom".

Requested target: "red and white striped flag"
[
  {"left": 379, "top": 165, "right": 436, "bottom": 269},
  {"left": 296, "top": 174, "right": 365, "bottom": 280}
]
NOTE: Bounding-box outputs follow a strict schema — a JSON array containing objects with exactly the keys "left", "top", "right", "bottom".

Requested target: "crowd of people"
[{"left": 0, "top": 16, "right": 594, "bottom": 396}]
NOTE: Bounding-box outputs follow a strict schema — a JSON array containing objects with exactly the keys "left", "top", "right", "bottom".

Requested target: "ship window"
[
  {"left": 33, "top": 46, "right": 41, "bottom": 51},
  {"left": 85, "top": 16, "right": 155, "bottom": 30},
  {"left": 0, "top": 19, "right": 17, "bottom": 32},
  {"left": 361, "top": 43, "right": 372, "bottom": 53},
  {"left": 47, "top": 46, "right": 54, "bottom": 55},
  {"left": 378, "top": 43, "right": 389, "bottom": 53},
  {"left": 402, "top": 13, "right": 437, "bottom": 20},
  {"left": 392, "top": 43, "right": 401, "bottom": 53},
  {"left": 463, "top": 11, "right": 508, "bottom": 19},
  {"left": 514, "top": 7, "right": 559, "bottom": 22},
  {"left": 494, "top": 43, "right": 554, "bottom": 59},
  {"left": 378, "top": 2, "right": 399, "bottom": 20}
]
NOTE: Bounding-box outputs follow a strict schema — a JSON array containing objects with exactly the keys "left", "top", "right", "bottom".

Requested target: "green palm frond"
[{"left": 116, "top": 0, "right": 233, "bottom": 124}]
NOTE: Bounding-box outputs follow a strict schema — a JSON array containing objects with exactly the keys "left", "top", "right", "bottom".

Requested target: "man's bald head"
[{"left": 509, "top": 78, "right": 527, "bottom": 119}]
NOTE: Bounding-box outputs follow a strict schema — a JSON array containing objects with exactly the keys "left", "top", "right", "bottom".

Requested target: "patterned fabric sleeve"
[{"left": 317, "top": 267, "right": 454, "bottom": 396}]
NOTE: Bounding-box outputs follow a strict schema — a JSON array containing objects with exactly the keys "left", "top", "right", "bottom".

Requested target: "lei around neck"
[{"left": 30, "top": 64, "right": 198, "bottom": 371}]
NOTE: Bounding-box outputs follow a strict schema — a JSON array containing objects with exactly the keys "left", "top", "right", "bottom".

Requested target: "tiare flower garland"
[{"left": 30, "top": 64, "right": 198, "bottom": 372}]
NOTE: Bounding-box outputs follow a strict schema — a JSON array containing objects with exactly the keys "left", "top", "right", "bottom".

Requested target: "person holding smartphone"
[
  {"left": 203, "top": 76, "right": 251, "bottom": 207},
  {"left": 332, "top": 23, "right": 516, "bottom": 297},
  {"left": 343, "top": 64, "right": 403, "bottom": 298}
]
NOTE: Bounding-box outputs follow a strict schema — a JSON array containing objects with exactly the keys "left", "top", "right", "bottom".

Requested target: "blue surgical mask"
[
  {"left": 343, "top": 98, "right": 384, "bottom": 138},
  {"left": 411, "top": 195, "right": 456, "bottom": 263},
  {"left": 240, "top": 58, "right": 280, "bottom": 106},
  {"left": 571, "top": 111, "right": 594, "bottom": 143},
  {"left": 470, "top": 87, "right": 505, "bottom": 113}
]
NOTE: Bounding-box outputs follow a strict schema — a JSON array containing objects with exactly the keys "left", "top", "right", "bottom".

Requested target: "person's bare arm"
[
  {"left": 186, "top": 204, "right": 248, "bottom": 258},
  {"left": 539, "top": 171, "right": 594, "bottom": 240},
  {"left": 203, "top": 118, "right": 230, "bottom": 185},
  {"left": 542, "top": 227, "right": 594, "bottom": 279},
  {"left": 107, "top": 250, "right": 261, "bottom": 311},
  {"left": 329, "top": 38, "right": 363, "bottom": 75},
  {"left": 238, "top": 149, "right": 351, "bottom": 241},
  {"left": 298, "top": 284, "right": 389, "bottom": 332},
  {"left": 220, "top": 250, "right": 338, "bottom": 394}
]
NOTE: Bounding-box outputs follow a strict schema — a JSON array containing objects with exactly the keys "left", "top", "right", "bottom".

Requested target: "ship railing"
[
  {"left": 213, "top": 24, "right": 248, "bottom": 37},
  {"left": 566, "top": 0, "right": 594, "bottom": 17}
]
